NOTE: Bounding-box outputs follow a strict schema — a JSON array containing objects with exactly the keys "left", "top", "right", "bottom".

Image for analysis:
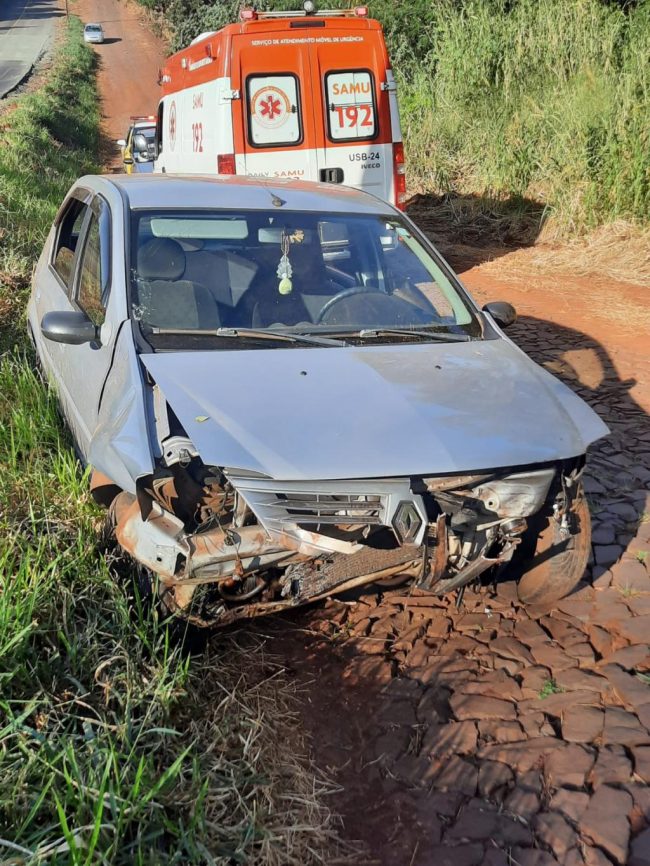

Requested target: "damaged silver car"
[{"left": 28, "top": 175, "right": 608, "bottom": 627}]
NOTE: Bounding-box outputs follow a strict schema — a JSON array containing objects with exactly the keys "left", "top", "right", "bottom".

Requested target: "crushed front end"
[{"left": 103, "top": 446, "right": 590, "bottom": 627}]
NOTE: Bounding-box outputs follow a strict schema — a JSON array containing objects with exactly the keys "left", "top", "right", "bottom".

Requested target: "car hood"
[{"left": 141, "top": 339, "right": 608, "bottom": 481}]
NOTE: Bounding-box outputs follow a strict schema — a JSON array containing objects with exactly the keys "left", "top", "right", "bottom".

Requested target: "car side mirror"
[
  {"left": 116, "top": 139, "right": 127, "bottom": 147},
  {"left": 482, "top": 301, "right": 517, "bottom": 328},
  {"left": 41, "top": 310, "right": 99, "bottom": 345}
]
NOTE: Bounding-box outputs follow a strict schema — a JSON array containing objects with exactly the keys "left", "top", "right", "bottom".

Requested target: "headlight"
[
  {"left": 424, "top": 468, "right": 556, "bottom": 519},
  {"left": 471, "top": 469, "right": 555, "bottom": 518}
]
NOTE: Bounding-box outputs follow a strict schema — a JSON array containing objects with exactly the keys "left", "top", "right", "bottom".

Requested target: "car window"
[
  {"left": 75, "top": 200, "right": 110, "bottom": 326},
  {"left": 130, "top": 210, "right": 481, "bottom": 347},
  {"left": 52, "top": 199, "right": 90, "bottom": 289}
]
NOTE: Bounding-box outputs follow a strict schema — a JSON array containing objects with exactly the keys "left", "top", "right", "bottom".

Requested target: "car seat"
[
  {"left": 246, "top": 242, "right": 339, "bottom": 328},
  {"left": 180, "top": 241, "right": 258, "bottom": 312},
  {"left": 135, "top": 237, "right": 221, "bottom": 330}
]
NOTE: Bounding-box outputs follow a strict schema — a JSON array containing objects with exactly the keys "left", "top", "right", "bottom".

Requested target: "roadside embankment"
[{"left": 0, "top": 18, "right": 341, "bottom": 865}]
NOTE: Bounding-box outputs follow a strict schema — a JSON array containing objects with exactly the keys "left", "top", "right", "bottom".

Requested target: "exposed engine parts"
[{"left": 98, "top": 451, "right": 590, "bottom": 628}]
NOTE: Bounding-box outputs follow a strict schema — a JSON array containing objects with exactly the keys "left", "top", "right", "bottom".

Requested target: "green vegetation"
[
  {"left": 399, "top": 0, "right": 650, "bottom": 232},
  {"left": 636, "top": 550, "right": 648, "bottom": 563},
  {"left": 140, "top": 0, "right": 650, "bottom": 233},
  {"left": 0, "top": 17, "right": 99, "bottom": 351},
  {"left": 538, "top": 678, "right": 564, "bottom": 699},
  {"left": 0, "top": 18, "right": 336, "bottom": 864}
]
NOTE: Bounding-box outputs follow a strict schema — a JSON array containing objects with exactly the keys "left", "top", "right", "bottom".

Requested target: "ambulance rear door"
[
  {"left": 231, "top": 38, "right": 318, "bottom": 182},
  {"left": 310, "top": 33, "right": 394, "bottom": 203}
]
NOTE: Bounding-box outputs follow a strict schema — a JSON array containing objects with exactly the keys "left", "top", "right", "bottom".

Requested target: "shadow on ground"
[
  {"left": 256, "top": 314, "right": 650, "bottom": 866},
  {"left": 408, "top": 192, "right": 548, "bottom": 272}
]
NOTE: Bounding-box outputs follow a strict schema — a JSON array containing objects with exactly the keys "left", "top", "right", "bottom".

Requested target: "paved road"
[{"left": 0, "top": 0, "right": 61, "bottom": 98}]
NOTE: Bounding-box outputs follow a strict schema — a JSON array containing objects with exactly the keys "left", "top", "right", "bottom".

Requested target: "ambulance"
[{"left": 154, "top": 3, "right": 406, "bottom": 207}]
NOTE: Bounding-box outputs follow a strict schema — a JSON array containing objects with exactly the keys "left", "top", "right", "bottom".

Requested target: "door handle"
[{"left": 320, "top": 167, "right": 344, "bottom": 184}]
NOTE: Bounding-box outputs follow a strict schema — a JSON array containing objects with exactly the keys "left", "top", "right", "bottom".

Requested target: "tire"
[{"left": 516, "top": 484, "right": 591, "bottom": 606}]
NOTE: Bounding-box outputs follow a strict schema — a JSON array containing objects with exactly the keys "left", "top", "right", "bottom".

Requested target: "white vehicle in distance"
[{"left": 83, "top": 23, "right": 105, "bottom": 44}]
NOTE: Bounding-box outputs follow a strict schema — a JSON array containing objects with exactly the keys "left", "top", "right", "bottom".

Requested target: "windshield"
[
  {"left": 130, "top": 209, "right": 482, "bottom": 349},
  {"left": 135, "top": 126, "right": 155, "bottom": 142}
]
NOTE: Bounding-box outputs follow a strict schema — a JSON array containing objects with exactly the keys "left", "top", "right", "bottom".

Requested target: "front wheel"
[{"left": 516, "top": 484, "right": 591, "bottom": 606}]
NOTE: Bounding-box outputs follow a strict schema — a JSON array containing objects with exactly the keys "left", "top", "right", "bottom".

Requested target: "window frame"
[
  {"left": 324, "top": 68, "right": 379, "bottom": 144},
  {"left": 246, "top": 72, "right": 304, "bottom": 149}
]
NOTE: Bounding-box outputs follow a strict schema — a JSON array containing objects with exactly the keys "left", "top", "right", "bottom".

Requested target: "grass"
[
  {"left": 398, "top": 0, "right": 650, "bottom": 235},
  {"left": 636, "top": 551, "right": 648, "bottom": 564},
  {"left": 0, "top": 19, "right": 100, "bottom": 351},
  {"left": 0, "top": 17, "right": 340, "bottom": 865},
  {"left": 538, "top": 679, "right": 564, "bottom": 700}
]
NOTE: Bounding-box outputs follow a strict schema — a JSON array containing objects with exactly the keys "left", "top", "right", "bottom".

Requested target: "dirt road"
[
  {"left": 73, "top": 0, "right": 164, "bottom": 162},
  {"left": 81, "top": 3, "right": 650, "bottom": 863}
]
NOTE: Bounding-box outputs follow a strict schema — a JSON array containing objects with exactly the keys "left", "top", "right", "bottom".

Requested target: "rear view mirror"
[
  {"left": 482, "top": 301, "right": 517, "bottom": 329},
  {"left": 41, "top": 310, "right": 98, "bottom": 345}
]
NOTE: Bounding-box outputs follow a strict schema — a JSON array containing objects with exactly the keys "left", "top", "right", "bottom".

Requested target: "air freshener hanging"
[{"left": 277, "top": 231, "right": 293, "bottom": 295}]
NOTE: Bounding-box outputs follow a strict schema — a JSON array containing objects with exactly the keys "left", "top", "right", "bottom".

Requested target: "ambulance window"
[
  {"left": 246, "top": 74, "right": 302, "bottom": 147},
  {"left": 325, "top": 70, "right": 377, "bottom": 141}
]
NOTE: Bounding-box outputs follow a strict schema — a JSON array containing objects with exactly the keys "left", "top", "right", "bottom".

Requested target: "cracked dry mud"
[{"left": 267, "top": 264, "right": 650, "bottom": 866}]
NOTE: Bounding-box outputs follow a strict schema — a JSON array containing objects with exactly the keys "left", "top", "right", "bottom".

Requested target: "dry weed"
[
  {"left": 487, "top": 220, "right": 650, "bottom": 287},
  {"left": 171, "top": 630, "right": 356, "bottom": 865}
]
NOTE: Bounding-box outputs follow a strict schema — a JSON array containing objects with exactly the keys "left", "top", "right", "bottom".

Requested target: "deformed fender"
[
  {"left": 88, "top": 325, "right": 155, "bottom": 494},
  {"left": 114, "top": 493, "right": 189, "bottom": 579},
  {"left": 113, "top": 492, "right": 297, "bottom": 582}
]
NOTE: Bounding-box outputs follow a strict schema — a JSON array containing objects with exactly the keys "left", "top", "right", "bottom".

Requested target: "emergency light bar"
[
  {"left": 240, "top": 7, "right": 369, "bottom": 20},
  {"left": 130, "top": 115, "right": 156, "bottom": 122}
]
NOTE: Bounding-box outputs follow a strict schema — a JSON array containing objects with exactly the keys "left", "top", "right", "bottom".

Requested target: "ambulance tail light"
[
  {"left": 393, "top": 142, "right": 407, "bottom": 209},
  {"left": 217, "top": 154, "right": 236, "bottom": 175}
]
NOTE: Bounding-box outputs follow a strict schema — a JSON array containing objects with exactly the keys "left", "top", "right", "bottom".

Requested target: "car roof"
[{"left": 80, "top": 173, "right": 397, "bottom": 216}]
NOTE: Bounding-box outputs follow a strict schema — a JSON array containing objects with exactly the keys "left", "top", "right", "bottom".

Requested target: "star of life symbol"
[
  {"left": 260, "top": 94, "right": 282, "bottom": 120},
  {"left": 253, "top": 86, "right": 290, "bottom": 129}
]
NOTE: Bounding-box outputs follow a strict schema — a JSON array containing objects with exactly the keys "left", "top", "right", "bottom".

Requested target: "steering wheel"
[{"left": 316, "top": 286, "right": 382, "bottom": 324}]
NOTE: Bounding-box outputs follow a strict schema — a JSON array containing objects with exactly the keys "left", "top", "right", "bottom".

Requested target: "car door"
[
  {"left": 310, "top": 36, "right": 393, "bottom": 201},
  {"left": 50, "top": 194, "right": 121, "bottom": 459},
  {"left": 32, "top": 189, "right": 94, "bottom": 385},
  {"left": 124, "top": 127, "right": 135, "bottom": 174},
  {"left": 231, "top": 39, "right": 319, "bottom": 182}
]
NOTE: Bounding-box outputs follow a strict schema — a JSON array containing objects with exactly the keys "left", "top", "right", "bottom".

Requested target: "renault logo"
[{"left": 392, "top": 501, "right": 423, "bottom": 545}]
